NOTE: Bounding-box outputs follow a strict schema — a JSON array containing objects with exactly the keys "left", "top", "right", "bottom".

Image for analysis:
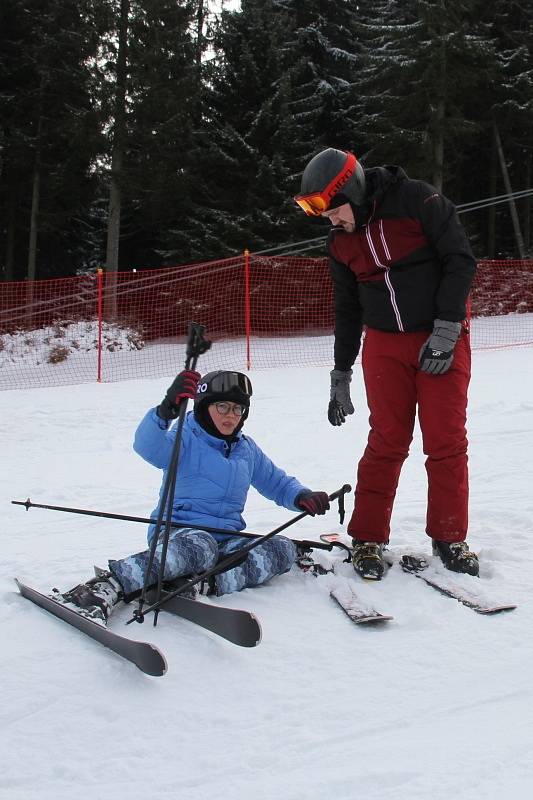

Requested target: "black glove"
[
  {"left": 328, "top": 368, "right": 354, "bottom": 426},
  {"left": 419, "top": 320, "right": 462, "bottom": 375},
  {"left": 297, "top": 491, "right": 330, "bottom": 516},
  {"left": 157, "top": 370, "right": 201, "bottom": 421}
]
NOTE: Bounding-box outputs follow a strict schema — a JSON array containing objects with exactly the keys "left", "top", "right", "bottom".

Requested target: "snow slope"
[{"left": 1, "top": 347, "right": 532, "bottom": 800}]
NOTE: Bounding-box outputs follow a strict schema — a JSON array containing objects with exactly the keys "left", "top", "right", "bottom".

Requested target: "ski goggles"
[
  {"left": 206, "top": 371, "right": 253, "bottom": 398},
  {"left": 294, "top": 152, "right": 357, "bottom": 216}
]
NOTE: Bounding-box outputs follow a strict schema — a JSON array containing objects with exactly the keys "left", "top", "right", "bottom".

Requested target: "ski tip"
[
  {"left": 330, "top": 587, "right": 393, "bottom": 624},
  {"left": 475, "top": 604, "right": 517, "bottom": 615},
  {"left": 146, "top": 648, "right": 168, "bottom": 677},
  {"left": 320, "top": 533, "right": 342, "bottom": 544}
]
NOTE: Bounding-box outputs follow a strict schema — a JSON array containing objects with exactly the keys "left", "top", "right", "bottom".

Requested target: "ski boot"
[
  {"left": 432, "top": 540, "right": 479, "bottom": 577},
  {"left": 51, "top": 570, "right": 124, "bottom": 624},
  {"left": 352, "top": 541, "right": 385, "bottom": 581}
]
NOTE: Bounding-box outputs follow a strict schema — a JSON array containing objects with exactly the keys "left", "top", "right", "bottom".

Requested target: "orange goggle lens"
[{"left": 293, "top": 193, "right": 330, "bottom": 216}]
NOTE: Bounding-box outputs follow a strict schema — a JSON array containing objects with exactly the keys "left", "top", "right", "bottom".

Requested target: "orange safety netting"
[{"left": 0, "top": 257, "right": 532, "bottom": 390}]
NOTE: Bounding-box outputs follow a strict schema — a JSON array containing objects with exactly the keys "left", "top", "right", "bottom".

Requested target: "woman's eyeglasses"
[{"left": 212, "top": 401, "right": 246, "bottom": 417}]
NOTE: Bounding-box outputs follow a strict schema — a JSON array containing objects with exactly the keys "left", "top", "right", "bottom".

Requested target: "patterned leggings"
[{"left": 109, "top": 528, "right": 297, "bottom": 597}]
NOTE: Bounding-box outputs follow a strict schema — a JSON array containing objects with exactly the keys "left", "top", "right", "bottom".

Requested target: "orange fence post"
[
  {"left": 244, "top": 249, "right": 251, "bottom": 370},
  {"left": 97, "top": 268, "right": 103, "bottom": 383}
]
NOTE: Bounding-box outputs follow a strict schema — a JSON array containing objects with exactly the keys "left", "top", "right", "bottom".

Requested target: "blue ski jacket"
[{"left": 134, "top": 409, "right": 309, "bottom": 543}]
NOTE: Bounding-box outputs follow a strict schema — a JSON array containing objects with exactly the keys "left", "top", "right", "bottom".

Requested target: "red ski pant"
[{"left": 347, "top": 328, "right": 471, "bottom": 544}]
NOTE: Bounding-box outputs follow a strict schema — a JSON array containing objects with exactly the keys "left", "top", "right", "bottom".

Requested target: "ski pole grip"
[
  {"left": 186, "top": 321, "right": 211, "bottom": 361},
  {"left": 328, "top": 484, "right": 351, "bottom": 525},
  {"left": 328, "top": 484, "right": 351, "bottom": 501}
]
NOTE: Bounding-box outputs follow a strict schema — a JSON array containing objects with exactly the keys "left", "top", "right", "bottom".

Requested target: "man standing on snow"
[{"left": 294, "top": 148, "right": 478, "bottom": 581}]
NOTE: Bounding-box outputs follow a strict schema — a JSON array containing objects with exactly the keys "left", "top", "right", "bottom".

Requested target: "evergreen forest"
[{"left": 1, "top": 0, "right": 532, "bottom": 280}]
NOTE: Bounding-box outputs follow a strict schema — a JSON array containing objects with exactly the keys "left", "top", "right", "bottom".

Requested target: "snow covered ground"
[{"left": 1, "top": 346, "right": 532, "bottom": 800}]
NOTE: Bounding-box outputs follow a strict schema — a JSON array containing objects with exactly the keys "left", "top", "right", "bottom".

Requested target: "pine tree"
[
  {"left": 0, "top": 0, "right": 106, "bottom": 280},
  {"left": 93, "top": 0, "right": 200, "bottom": 270},
  {"left": 171, "top": 0, "right": 296, "bottom": 258},
  {"left": 2, "top": 1, "right": 531, "bottom": 271},
  {"left": 350, "top": 1, "right": 496, "bottom": 187},
  {"left": 488, "top": 0, "right": 533, "bottom": 255},
  {"left": 181, "top": 0, "right": 364, "bottom": 256}
]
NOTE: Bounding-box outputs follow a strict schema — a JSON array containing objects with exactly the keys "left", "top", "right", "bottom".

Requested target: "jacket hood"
[{"left": 365, "top": 165, "right": 408, "bottom": 205}]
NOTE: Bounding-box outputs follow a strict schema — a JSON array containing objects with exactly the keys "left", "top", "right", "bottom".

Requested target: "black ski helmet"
[{"left": 297, "top": 148, "right": 366, "bottom": 213}]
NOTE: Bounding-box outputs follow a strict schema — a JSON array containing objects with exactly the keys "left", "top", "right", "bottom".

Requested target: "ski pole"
[
  {"left": 11, "top": 499, "right": 352, "bottom": 554},
  {"left": 126, "top": 483, "right": 352, "bottom": 625},
  {"left": 10, "top": 498, "right": 165, "bottom": 523},
  {"left": 138, "top": 321, "right": 211, "bottom": 625}
]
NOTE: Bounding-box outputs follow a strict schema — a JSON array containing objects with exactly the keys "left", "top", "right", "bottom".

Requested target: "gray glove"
[
  {"left": 328, "top": 369, "right": 354, "bottom": 426},
  {"left": 419, "top": 319, "right": 462, "bottom": 375}
]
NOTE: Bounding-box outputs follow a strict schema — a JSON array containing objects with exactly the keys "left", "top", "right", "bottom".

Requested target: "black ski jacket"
[{"left": 327, "top": 165, "right": 476, "bottom": 370}]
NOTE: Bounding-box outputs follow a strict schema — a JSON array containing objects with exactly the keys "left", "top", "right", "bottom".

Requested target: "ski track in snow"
[{"left": 1, "top": 347, "right": 532, "bottom": 800}]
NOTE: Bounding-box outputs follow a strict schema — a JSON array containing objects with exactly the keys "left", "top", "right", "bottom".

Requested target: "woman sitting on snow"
[{"left": 53, "top": 370, "right": 330, "bottom": 623}]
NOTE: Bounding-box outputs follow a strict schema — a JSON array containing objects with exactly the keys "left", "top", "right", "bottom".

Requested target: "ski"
[
  {"left": 146, "top": 589, "right": 262, "bottom": 648},
  {"left": 399, "top": 555, "right": 517, "bottom": 615},
  {"left": 299, "top": 543, "right": 392, "bottom": 624},
  {"left": 330, "top": 585, "right": 393, "bottom": 625},
  {"left": 15, "top": 579, "right": 167, "bottom": 676}
]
